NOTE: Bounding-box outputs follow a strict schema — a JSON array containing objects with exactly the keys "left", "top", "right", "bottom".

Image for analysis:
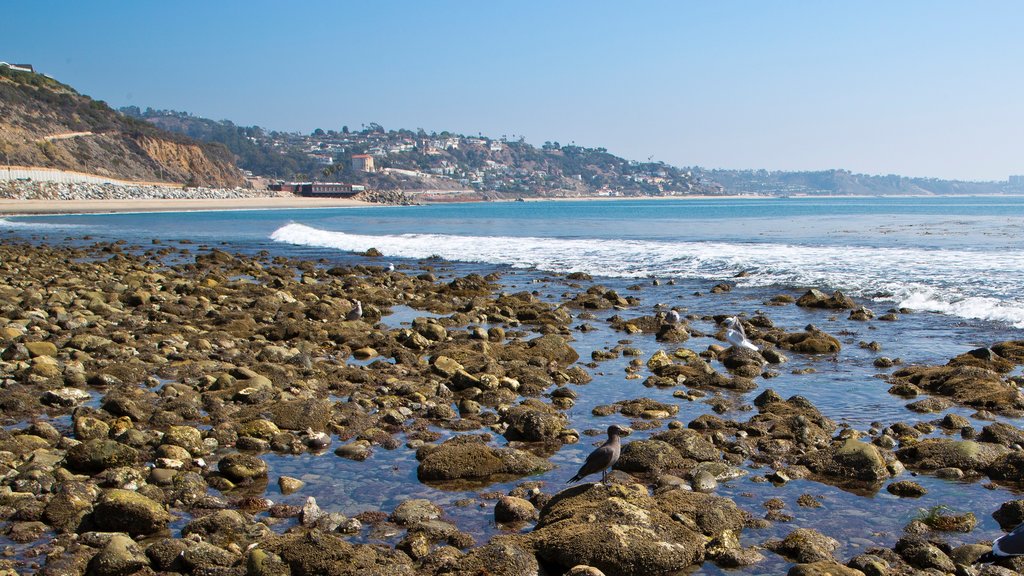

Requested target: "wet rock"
[
  {"left": 780, "top": 328, "right": 842, "bottom": 354},
  {"left": 796, "top": 289, "right": 856, "bottom": 309},
  {"left": 417, "top": 435, "right": 553, "bottom": 482},
  {"left": 335, "top": 440, "right": 372, "bottom": 461},
  {"left": 163, "top": 425, "right": 204, "bottom": 455},
  {"left": 616, "top": 440, "right": 687, "bottom": 475},
  {"left": 978, "top": 422, "right": 1024, "bottom": 447},
  {"left": 502, "top": 402, "right": 568, "bottom": 442},
  {"left": 218, "top": 452, "right": 268, "bottom": 482},
  {"left": 145, "top": 538, "right": 189, "bottom": 572},
  {"left": 690, "top": 469, "right": 717, "bottom": 492},
  {"left": 894, "top": 535, "right": 955, "bottom": 572},
  {"left": 269, "top": 529, "right": 415, "bottom": 575},
  {"left": 523, "top": 483, "right": 705, "bottom": 576},
  {"left": 895, "top": 439, "right": 1009, "bottom": 473},
  {"left": 651, "top": 428, "right": 720, "bottom": 462},
  {"left": 799, "top": 438, "right": 892, "bottom": 483},
  {"left": 182, "top": 540, "right": 239, "bottom": 570},
  {"left": 788, "top": 562, "right": 866, "bottom": 576},
  {"left": 765, "top": 528, "right": 840, "bottom": 563},
  {"left": 495, "top": 495, "right": 538, "bottom": 522},
  {"left": 279, "top": 475, "right": 304, "bottom": 494},
  {"left": 182, "top": 509, "right": 263, "bottom": 547},
  {"left": 92, "top": 488, "right": 172, "bottom": 536},
  {"left": 992, "top": 499, "right": 1024, "bottom": 530},
  {"left": 906, "top": 397, "right": 952, "bottom": 413},
  {"left": 719, "top": 347, "right": 766, "bottom": 377},
  {"left": 455, "top": 541, "right": 539, "bottom": 576},
  {"left": 43, "top": 481, "right": 97, "bottom": 533},
  {"left": 41, "top": 387, "right": 92, "bottom": 407},
  {"left": 656, "top": 489, "right": 746, "bottom": 536},
  {"left": 87, "top": 533, "right": 150, "bottom": 576},
  {"left": 890, "top": 365, "right": 1024, "bottom": 412},
  {"left": 64, "top": 439, "right": 139, "bottom": 473},
  {"left": 392, "top": 498, "right": 442, "bottom": 526},
  {"left": 986, "top": 450, "right": 1024, "bottom": 481},
  {"left": 886, "top": 480, "right": 927, "bottom": 497},
  {"left": 846, "top": 553, "right": 890, "bottom": 576}
]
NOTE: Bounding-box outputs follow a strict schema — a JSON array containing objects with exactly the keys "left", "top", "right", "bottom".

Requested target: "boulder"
[
  {"left": 495, "top": 496, "right": 538, "bottom": 522},
  {"left": 895, "top": 439, "right": 1009, "bottom": 473},
  {"left": 788, "top": 562, "right": 865, "bottom": 576},
  {"left": 796, "top": 289, "right": 856, "bottom": 309},
  {"left": 87, "top": 534, "right": 150, "bottom": 576},
  {"left": 391, "top": 499, "right": 442, "bottom": 526},
  {"left": 765, "top": 528, "right": 840, "bottom": 564},
  {"left": 417, "top": 435, "right": 553, "bottom": 482},
  {"left": 92, "top": 488, "right": 172, "bottom": 536},
  {"left": 523, "top": 483, "right": 705, "bottom": 576},
  {"left": 502, "top": 404, "right": 568, "bottom": 442},
  {"left": 218, "top": 452, "right": 268, "bottom": 482},
  {"left": 889, "top": 365, "right": 1024, "bottom": 412},
  {"left": 799, "top": 439, "right": 892, "bottom": 483},
  {"left": 64, "top": 439, "right": 138, "bottom": 473},
  {"left": 615, "top": 440, "right": 687, "bottom": 474},
  {"left": 454, "top": 541, "right": 539, "bottom": 576}
]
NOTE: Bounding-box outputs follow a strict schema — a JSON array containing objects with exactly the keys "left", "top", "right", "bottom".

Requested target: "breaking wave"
[{"left": 271, "top": 222, "right": 1024, "bottom": 327}]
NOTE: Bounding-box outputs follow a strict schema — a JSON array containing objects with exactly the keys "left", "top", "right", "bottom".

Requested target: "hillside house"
[{"left": 351, "top": 154, "right": 375, "bottom": 172}]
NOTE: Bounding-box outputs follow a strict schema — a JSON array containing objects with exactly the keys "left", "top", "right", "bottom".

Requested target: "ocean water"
[{"left": 5, "top": 196, "right": 1024, "bottom": 574}]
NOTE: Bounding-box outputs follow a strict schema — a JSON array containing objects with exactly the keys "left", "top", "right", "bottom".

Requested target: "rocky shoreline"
[
  {"left": 0, "top": 240, "right": 1023, "bottom": 575},
  {"left": 0, "top": 181, "right": 417, "bottom": 206}
]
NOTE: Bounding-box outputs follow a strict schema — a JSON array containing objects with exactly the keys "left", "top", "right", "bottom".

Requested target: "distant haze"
[{"left": 7, "top": 1, "right": 1023, "bottom": 181}]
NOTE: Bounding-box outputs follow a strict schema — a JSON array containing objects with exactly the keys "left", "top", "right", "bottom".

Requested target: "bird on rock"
[
  {"left": 976, "top": 522, "right": 1024, "bottom": 564},
  {"left": 345, "top": 299, "right": 363, "bottom": 321},
  {"left": 567, "top": 425, "right": 628, "bottom": 484},
  {"left": 724, "top": 316, "right": 759, "bottom": 351},
  {"left": 665, "top": 309, "right": 681, "bottom": 325}
]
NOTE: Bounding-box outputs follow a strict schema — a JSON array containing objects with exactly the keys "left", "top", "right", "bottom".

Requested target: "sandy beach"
[{"left": 0, "top": 195, "right": 371, "bottom": 216}]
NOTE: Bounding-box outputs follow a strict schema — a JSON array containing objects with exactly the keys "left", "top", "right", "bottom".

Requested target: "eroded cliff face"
[
  {"left": 135, "top": 136, "right": 243, "bottom": 187},
  {"left": 0, "top": 69, "right": 244, "bottom": 187}
]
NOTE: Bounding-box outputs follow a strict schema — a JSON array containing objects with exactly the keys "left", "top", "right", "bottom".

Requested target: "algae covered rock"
[
  {"left": 799, "top": 438, "right": 892, "bottom": 483},
  {"left": 92, "top": 488, "right": 172, "bottom": 536},
  {"left": 417, "top": 435, "right": 552, "bottom": 483},
  {"left": 87, "top": 533, "right": 150, "bottom": 576},
  {"left": 502, "top": 403, "right": 568, "bottom": 442},
  {"left": 218, "top": 452, "right": 269, "bottom": 482},
  {"left": 64, "top": 439, "right": 139, "bottom": 473},
  {"left": 895, "top": 438, "right": 1009, "bottom": 473},
  {"left": 523, "top": 483, "right": 706, "bottom": 576}
]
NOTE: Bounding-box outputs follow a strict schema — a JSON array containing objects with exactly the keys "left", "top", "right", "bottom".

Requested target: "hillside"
[
  {"left": 0, "top": 67, "right": 243, "bottom": 187},
  {"left": 125, "top": 107, "right": 1022, "bottom": 198},
  {"left": 128, "top": 111, "right": 718, "bottom": 197},
  {"left": 703, "top": 168, "right": 1017, "bottom": 196}
]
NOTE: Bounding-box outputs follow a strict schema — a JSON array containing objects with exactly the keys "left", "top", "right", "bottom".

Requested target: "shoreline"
[{"left": 0, "top": 196, "right": 372, "bottom": 216}]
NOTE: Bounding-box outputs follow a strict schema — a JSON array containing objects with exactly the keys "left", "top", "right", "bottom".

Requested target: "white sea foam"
[
  {"left": 270, "top": 223, "right": 1024, "bottom": 327},
  {"left": 0, "top": 218, "right": 84, "bottom": 229}
]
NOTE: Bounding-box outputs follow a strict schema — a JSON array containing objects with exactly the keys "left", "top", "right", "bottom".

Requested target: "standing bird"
[
  {"left": 568, "top": 425, "right": 627, "bottom": 484},
  {"left": 976, "top": 522, "right": 1024, "bottom": 563},
  {"left": 345, "top": 299, "right": 363, "bottom": 321},
  {"left": 724, "top": 316, "right": 759, "bottom": 351}
]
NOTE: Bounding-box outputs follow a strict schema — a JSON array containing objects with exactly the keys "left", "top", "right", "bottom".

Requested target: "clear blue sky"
[{"left": 6, "top": 1, "right": 1023, "bottom": 180}]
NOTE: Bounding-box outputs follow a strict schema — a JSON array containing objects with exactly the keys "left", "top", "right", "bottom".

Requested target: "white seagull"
[
  {"left": 345, "top": 299, "right": 363, "bottom": 321},
  {"left": 977, "top": 522, "right": 1024, "bottom": 563},
  {"left": 724, "top": 316, "right": 759, "bottom": 351}
]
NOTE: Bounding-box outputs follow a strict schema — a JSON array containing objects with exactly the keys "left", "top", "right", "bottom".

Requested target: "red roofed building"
[{"left": 351, "top": 154, "right": 375, "bottom": 173}]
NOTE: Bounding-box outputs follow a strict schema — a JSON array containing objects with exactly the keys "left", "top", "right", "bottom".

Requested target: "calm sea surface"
[{"left": 4, "top": 196, "right": 1024, "bottom": 574}]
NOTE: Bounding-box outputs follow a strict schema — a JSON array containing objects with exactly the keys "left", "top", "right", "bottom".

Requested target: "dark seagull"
[
  {"left": 567, "top": 425, "right": 627, "bottom": 484},
  {"left": 977, "top": 522, "right": 1024, "bottom": 564}
]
